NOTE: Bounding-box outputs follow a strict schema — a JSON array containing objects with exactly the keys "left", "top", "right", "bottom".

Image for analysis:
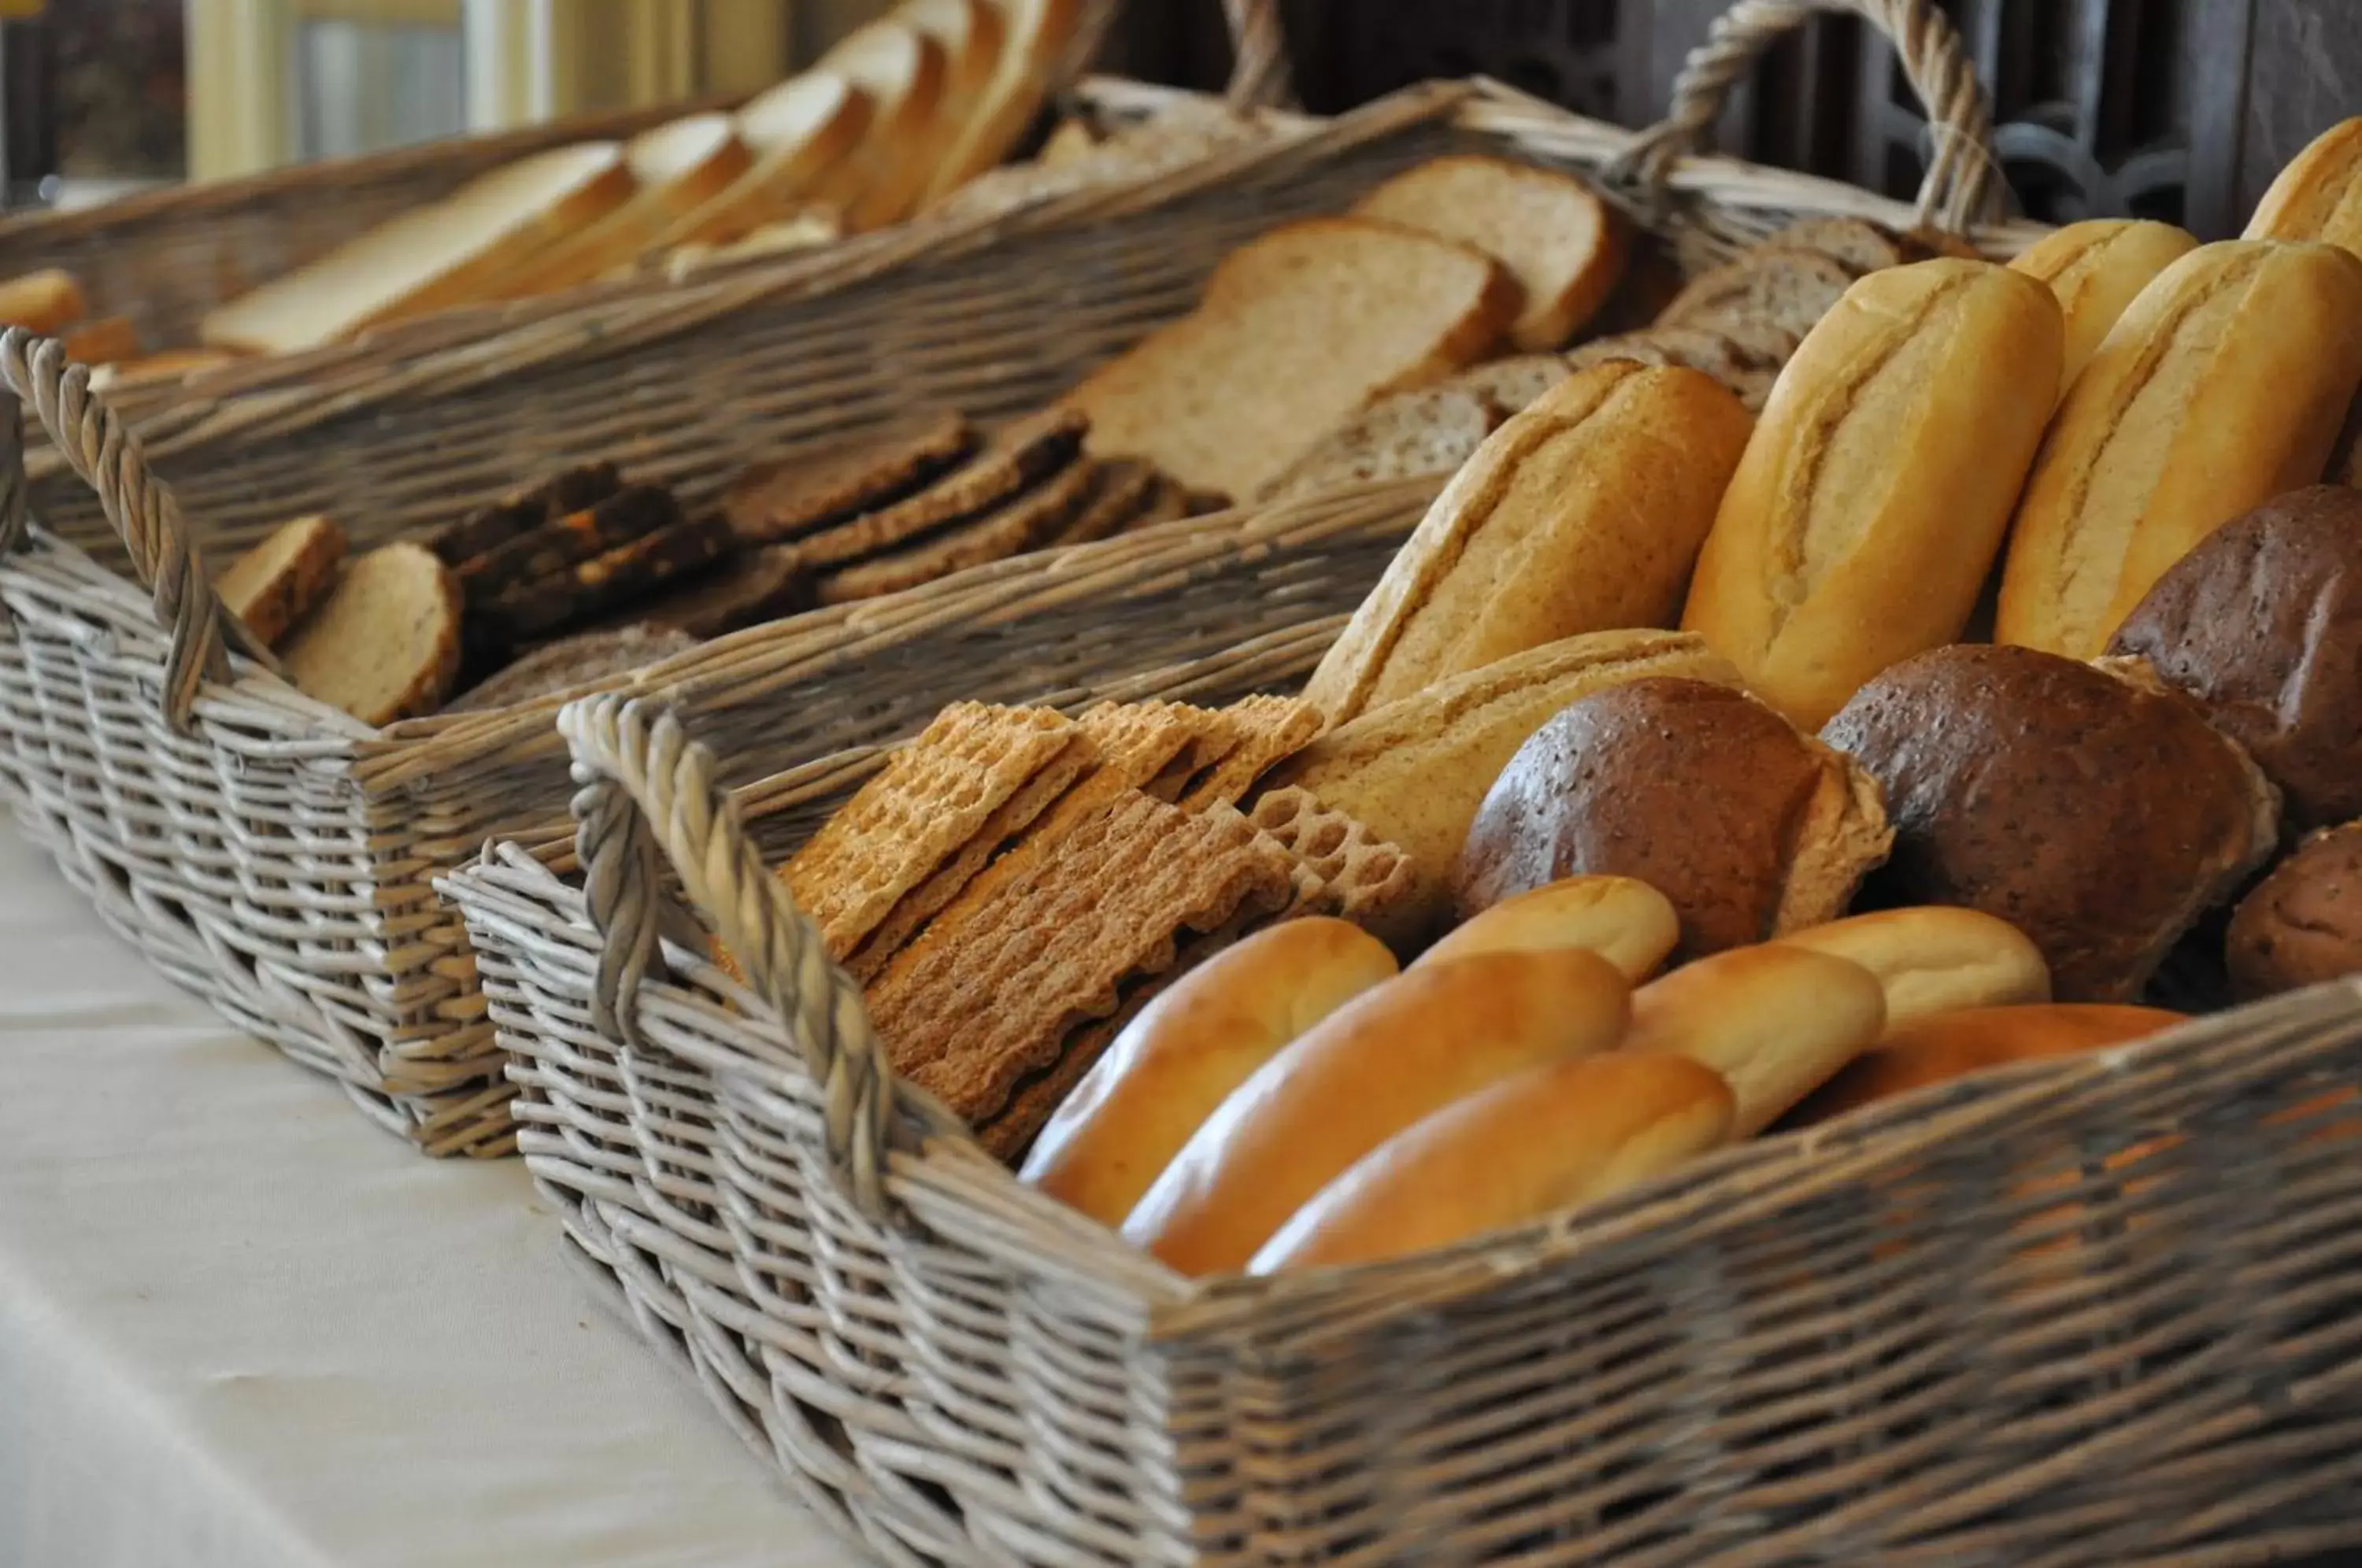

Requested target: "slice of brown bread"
[
  {"left": 1442, "top": 353, "right": 1573, "bottom": 414},
  {"left": 1050, "top": 459, "right": 1157, "bottom": 547},
  {"left": 1352, "top": 154, "right": 1627, "bottom": 349},
  {"left": 1659, "top": 246, "right": 1856, "bottom": 343},
  {"left": 442, "top": 624, "right": 702, "bottom": 713},
  {"left": 1064, "top": 217, "right": 1520, "bottom": 500},
  {"left": 723, "top": 412, "right": 976, "bottom": 545},
  {"left": 1570, "top": 325, "right": 1779, "bottom": 412},
  {"left": 215, "top": 514, "right": 347, "bottom": 648},
  {"left": 1764, "top": 217, "right": 1915, "bottom": 276},
  {"left": 456, "top": 484, "right": 683, "bottom": 603},
  {"left": 1257, "top": 385, "right": 1504, "bottom": 502},
  {"left": 483, "top": 514, "right": 735, "bottom": 642},
  {"left": 423, "top": 463, "right": 622, "bottom": 568},
  {"left": 814, "top": 456, "right": 1098, "bottom": 603},
  {"left": 279, "top": 542, "right": 463, "bottom": 727},
  {"left": 794, "top": 408, "right": 1087, "bottom": 568},
  {"left": 618, "top": 544, "right": 813, "bottom": 638}
]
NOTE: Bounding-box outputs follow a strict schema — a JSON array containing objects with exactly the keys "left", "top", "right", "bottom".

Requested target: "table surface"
[{"left": 0, "top": 823, "right": 862, "bottom": 1568}]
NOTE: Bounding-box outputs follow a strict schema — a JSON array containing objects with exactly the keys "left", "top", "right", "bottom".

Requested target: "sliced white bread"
[
  {"left": 202, "top": 144, "right": 638, "bottom": 355},
  {"left": 279, "top": 542, "right": 463, "bottom": 727},
  {"left": 916, "top": 0, "right": 1089, "bottom": 209},
  {"left": 813, "top": 20, "right": 949, "bottom": 231},
  {"left": 646, "top": 72, "right": 873, "bottom": 256},
  {"left": 492, "top": 113, "right": 753, "bottom": 298},
  {"left": 902, "top": 0, "right": 1006, "bottom": 134},
  {"left": 663, "top": 209, "right": 846, "bottom": 283},
  {"left": 215, "top": 514, "right": 347, "bottom": 648},
  {"left": 1352, "top": 154, "right": 1626, "bottom": 350},
  {"left": 1064, "top": 217, "right": 1520, "bottom": 499}
]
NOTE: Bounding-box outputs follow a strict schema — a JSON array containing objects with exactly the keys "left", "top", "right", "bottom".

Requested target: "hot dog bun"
[
  {"left": 1018, "top": 917, "right": 1398, "bottom": 1226},
  {"left": 1121, "top": 946, "right": 1631, "bottom": 1276},
  {"left": 1773, "top": 907, "right": 2050, "bottom": 1030},
  {"left": 1620, "top": 944, "right": 1886, "bottom": 1136},
  {"left": 1784, "top": 1003, "right": 2186, "bottom": 1126},
  {"left": 1250, "top": 1053, "right": 1733, "bottom": 1273},
  {"left": 1413, "top": 875, "right": 1679, "bottom": 980}
]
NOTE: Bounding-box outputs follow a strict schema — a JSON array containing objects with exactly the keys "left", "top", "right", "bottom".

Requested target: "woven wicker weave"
[{"left": 0, "top": 0, "right": 2052, "bottom": 1157}]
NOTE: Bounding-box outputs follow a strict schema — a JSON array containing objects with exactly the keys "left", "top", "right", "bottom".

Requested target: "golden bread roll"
[
  {"left": 1249, "top": 1053, "right": 1732, "bottom": 1273},
  {"left": 1681, "top": 259, "right": 2064, "bottom": 727},
  {"left": 1120, "top": 946, "right": 1631, "bottom": 1276},
  {"left": 1783, "top": 1003, "right": 2186, "bottom": 1126},
  {"left": 1620, "top": 944, "right": 1887, "bottom": 1136},
  {"left": 0, "top": 268, "right": 85, "bottom": 334},
  {"left": 1772, "top": 907, "right": 2050, "bottom": 1030},
  {"left": 1018, "top": 917, "right": 1398, "bottom": 1226},
  {"left": 1995, "top": 239, "right": 2362, "bottom": 658},
  {"left": 1301, "top": 363, "right": 1753, "bottom": 725},
  {"left": 1414, "top": 875, "right": 1679, "bottom": 980},
  {"left": 1268, "top": 629, "right": 1743, "bottom": 947},
  {"left": 2245, "top": 117, "right": 2362, "bottom": 257},
  {"left": 2008, "top": 219, "right": 2197, "bottom": 394}
]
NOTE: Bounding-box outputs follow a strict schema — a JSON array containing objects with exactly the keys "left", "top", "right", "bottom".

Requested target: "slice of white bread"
[
  {"left": 1064, "top": 217, "right": 1520, "bottom": 499},
  {"left": 897, "top": 0, "right": 1007, "bottom": 190},
  {"left": 916, "top": 0, "right": 1088, "bottom": 209},
  {"left": 202, "top": 144, "right": 638, "bottom": 355},
  {"left": 1352, "top": 155, "right": 1627, "bottom": 351},
  {"left": 646, "top": 72, "right": 873, "bottom": 256},
  {"left": 493, "top": 113, "right": 753, "bottom": 298},
  {"left": 279, "top": 542, "right": 463, "bottom": 727},
  {"left": 816, "top": 20, "right": 950, "bottom": 231},
  {"left": 215, "top": 514, "right": 347, "bottom": 648}
]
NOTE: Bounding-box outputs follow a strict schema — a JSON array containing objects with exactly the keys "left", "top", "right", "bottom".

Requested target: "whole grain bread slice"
[
  {"left": 1257, "top": 385, "right": 1505, "bottom": 502},
  {"left": 1764, "top": 217, "right": 1916, "bottom": 276},
  {"left": 279, "top": 542, "right": 463, "bottom": 727},
  {"left": 1659, "top": 246, "right": 1856, "bottom": 343},
  {"left": 215, "top": 514, "right": 346, "bottom": 648},
  {"left": 1442, "top": 353, "right": 1574, "bottom": 414},
  {"left": 1064, "top": 217, "right": 1520, "bottom": 501}
]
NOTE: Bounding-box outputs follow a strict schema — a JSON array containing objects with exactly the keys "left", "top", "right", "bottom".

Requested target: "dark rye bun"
[
  {"left": 1822, "top": 644, "right": 2281, "bottom": 1002},
  {"left": 2226, "top": 820, "right": 2362, "bottom": 1000},
  {"left": 1452, "top": 678, "right": 1892, "bottom": 962},
  {"left": 2106, "top": 485, "right": 2362, "bottom": 833}
]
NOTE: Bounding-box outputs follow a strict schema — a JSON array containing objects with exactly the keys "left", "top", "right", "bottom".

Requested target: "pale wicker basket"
[{"left": 0, "top": 0, "right": 2043, "bottom": 1157}]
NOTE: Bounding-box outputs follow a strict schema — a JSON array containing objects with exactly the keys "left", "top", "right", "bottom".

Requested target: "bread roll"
[
  {"left": 2245, "top": 118, "right": 2362, "bottom": 257},
  {"left": 0, "top": 268, "right": 85, "bottom": 334},
  {"left": 1773, "top": 907, "right": 2049, "bottom": 1030},
  {"left": 2008, "top": 220, "right": 2198, "bottom": 394},
  {"left": 1250, "top": 1054, "right": 1732, "bottom": 1273},
  {"left": 1018, "top": 918, "right": 1398, "bottom": 1226},
  {"left": 1268, "top": 630, "right": 1743, "bottom": 945},
  {"left": 1414, "top": 875, "right": 1679, "bottom": 980},
  {"left": 1621, "top": 944, "right": 1887, "bottom": 1136},
  {"left": 1785, "top": 1004, "right": 2186, "bottom": 1126},
  {"left": 1120, "top": 946, "right": 1631, "bottom": 1276},
  {"left": 1680, "top": 259, "right": 2063, "bottom": 727},
  {"left": 2105, "top": 485, "right": 2362, "bottom": 832},
  {"left": 1453, "top": 679, "right": 1890, "bottom": 963},
  {"left": 1301, "top": 364, "right": 1753, "bottom": 724},
  {"left": 2226, "top": 821, "right": 2362, "bottom": 1000},
  {"left": 1995, "top": 240, "right": 2362, "bottom": 659},
  {"left": 1823, "top": 645, "right": 2281, "bottom": 1001}
]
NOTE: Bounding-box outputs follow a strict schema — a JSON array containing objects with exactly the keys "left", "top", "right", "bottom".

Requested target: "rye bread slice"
[
  {"left": 1764, "top": 217, "right": 1915, "bottom": 276},
  {"left": 1442, "top": 353, "right": 1574, "bottom": 414},
  {"left": 616, "top": 543, "right": 814, "bottom": 638},
  {"left": 280, "top": 542, "right": 463, "bottom": 727},
  {"left": 794, "top": 408, "right": 1088, "bottom": 568},
  {"left": 456, "top": 484, "right": 684, "bottom": 603},
  {"left": 423, "top": 462, "right": 621, "bottom": 568},
  {"left": 724, "top": 412, "right": 976, "bottom": 545},
  {"left": 815, "top": 456, "right": 1098, "bottom": 604},
  {"left": 482, "top": 512, "right": 734, "bottom": 642},
  {"left": 1050, "top": 459, "right": 1159, "bottom": 547},
  {"left": 1659, "top": 246, "right": 1857, "bottom": 343},
  {"left": 215, "top": 513, "right": 347, "bottom": 648},
  {"left": 1257, "top": 385, "right": 1505, "bottom": 501},
  {"left": 443, "top": 624, "right": 702, "bottom": 713}
]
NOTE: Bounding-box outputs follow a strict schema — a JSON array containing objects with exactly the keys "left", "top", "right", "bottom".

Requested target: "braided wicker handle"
[
  {"left": 1068, "top": 0, "right": 1294, "bottom": 113},
  {"left": 1612, "top": 0, "right": 1995, "bottom": 231},
  {"left": 560, "top": 693, "right": 970, "bottom": 1224},
  {"left": 0, "top": 327, "right": 267, "bottom": 730}
]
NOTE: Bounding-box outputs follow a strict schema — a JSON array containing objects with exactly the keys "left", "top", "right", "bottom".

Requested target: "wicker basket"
[{"left": 0, "top": 0, "right": 2041, "bottom": 1159}]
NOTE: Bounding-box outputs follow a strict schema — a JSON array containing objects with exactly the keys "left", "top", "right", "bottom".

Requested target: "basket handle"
[
  {"left": 1611, "top": 0, "right": 1995, "bottom": 232},
  {"left": 1068, "top": 0, "right": 1295, "bottom": 113},
  {"left": 559, "top": 692, "right": 970, "bottom": 1226},
  {"left": 0, "top": 327, "right": 266, "bottom": 730}
]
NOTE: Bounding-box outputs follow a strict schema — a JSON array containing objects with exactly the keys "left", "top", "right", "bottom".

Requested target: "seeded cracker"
[
  {"left": 782, "top": 703, "right": 1078, "bottom": 956},
  {"left": 865, "top": 791, "right": 1294, "bottom": 1126},
  {"left": 1176, "top": 695, "right": 1324, "bottom": 810},
  {"left": 793, "top": 408, "right": 1088, "bottom": 568},
  {"left": 724, "top": 413, "right": 976, "bottom": 545},
  {"left": 814, "top": 454, "right": 1099, "bottom": 605},
  {"left": 1249, "top": 786, "right": 1416, "bottom": 929}
]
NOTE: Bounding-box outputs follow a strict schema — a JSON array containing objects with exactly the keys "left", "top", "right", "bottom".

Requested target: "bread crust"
[
  {"left": 1680, "top": 258, "right": 2063, "bottom": 728},
  {"left": 1622, "top": 943, "right": 1888, "bottom": 1136},
  {"left": 1773, "top": 906, "right": 2052, "bottom": 1029},
  {"left": 1414, "top": 875, "right": 1679, "bottom": 981},
  {"left": 2245, "top": 117, "right": 2362, "bottom": 257},
  {"left": 2008, "top": 219, "right": 2197, "bottom": 394},
  {"left": 1785, "top": 1003, "right": 2188, "bottom": 1126}
]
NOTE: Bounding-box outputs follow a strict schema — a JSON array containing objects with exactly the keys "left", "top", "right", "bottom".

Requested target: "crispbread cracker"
[
  {"left": 1146, "top": 707, "right": 1244, "bottom": 801},
  {"left": 814, "top": 454, "right": 1098, "bottom": 604},
  {"left": 724, "top": 413, "right": 976, "bottom": 545},
  {"left": 794, "top": 408, "right": 1088, "bottom": 568},
  {"left": 783, "top": 702, "right": 1077, "bottom": 955},
  {"left": 1177, "top": 695, "right": 1323, "bottom": 810},
  {"left": 1249, "top": 786, "right": 1417, "bottom": 930},
  {"left": 867, "top": 791, "right": 1294, "bottom": 1125},
  {"left": 846, "top": 732, "right": 1098, "bottom": 981},
  {"left": 1051, "top": 458, "right": 1157, "bottom": 547}
]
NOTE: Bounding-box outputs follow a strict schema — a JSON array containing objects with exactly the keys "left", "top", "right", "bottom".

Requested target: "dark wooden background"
[{"left": 1105, "top": 0, "right": 2354, "bottom": 241}]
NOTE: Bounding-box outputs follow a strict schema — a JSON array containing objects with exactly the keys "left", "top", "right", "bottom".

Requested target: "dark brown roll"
[
  {"left": 1451, "top": 678, "right": 1892, "bottom": 961},
  {"left": 2105, "top": 484, "right": 2362, "bottom": 833},
  {"left": 1822, "top": 645, "right": 2279, "bottom": 1002},
  {"left": 2227, "top": 820, "right": 2362, "bottom": 999}
]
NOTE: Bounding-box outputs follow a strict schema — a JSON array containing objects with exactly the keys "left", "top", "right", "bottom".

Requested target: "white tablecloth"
[{"left": 0, "top": 825, "right": 860, "bottom": 1568}]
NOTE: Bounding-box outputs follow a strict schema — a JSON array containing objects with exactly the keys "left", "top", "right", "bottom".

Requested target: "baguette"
[
  {"left": 1019, "top": 917, "right": 1398, "bottom": 1226},
  {"left": 2245, "top": 118, "right": 2362, "bottom": 258},
  {"left": 1301, "top": 363, "right": 1753, "bottom": 724},
  {"left": 1995, "top": 239, "right": 2362, "bottom": 658},
  {"left": 2007, "top": 219, "right": 2197, "bottom": 394},
  {"left": 1783, "top": 1004, "right": 2186, "bottom": 1126},
  {"left": 1267, "top": 630, "right": 1745, "bottom": 945},
  {"left": 1680, "top": 259, "right": 2063, "bottom": 728},
  {"left": 1250, "top": 1053, "right": 1732, "bottom": 1272},
  {"left": 1773, "top": 907, "right": 2050, "bottom": 1030},
  {"left": 1413, "top": 875, "right": 1679, "bottom": 981},
  {"left": 1620, "top": 944, "right": 1887, "bottom": 1136},
  {"left": 1121, "top": 946, "right": 1631, "bottom": 1276}
]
